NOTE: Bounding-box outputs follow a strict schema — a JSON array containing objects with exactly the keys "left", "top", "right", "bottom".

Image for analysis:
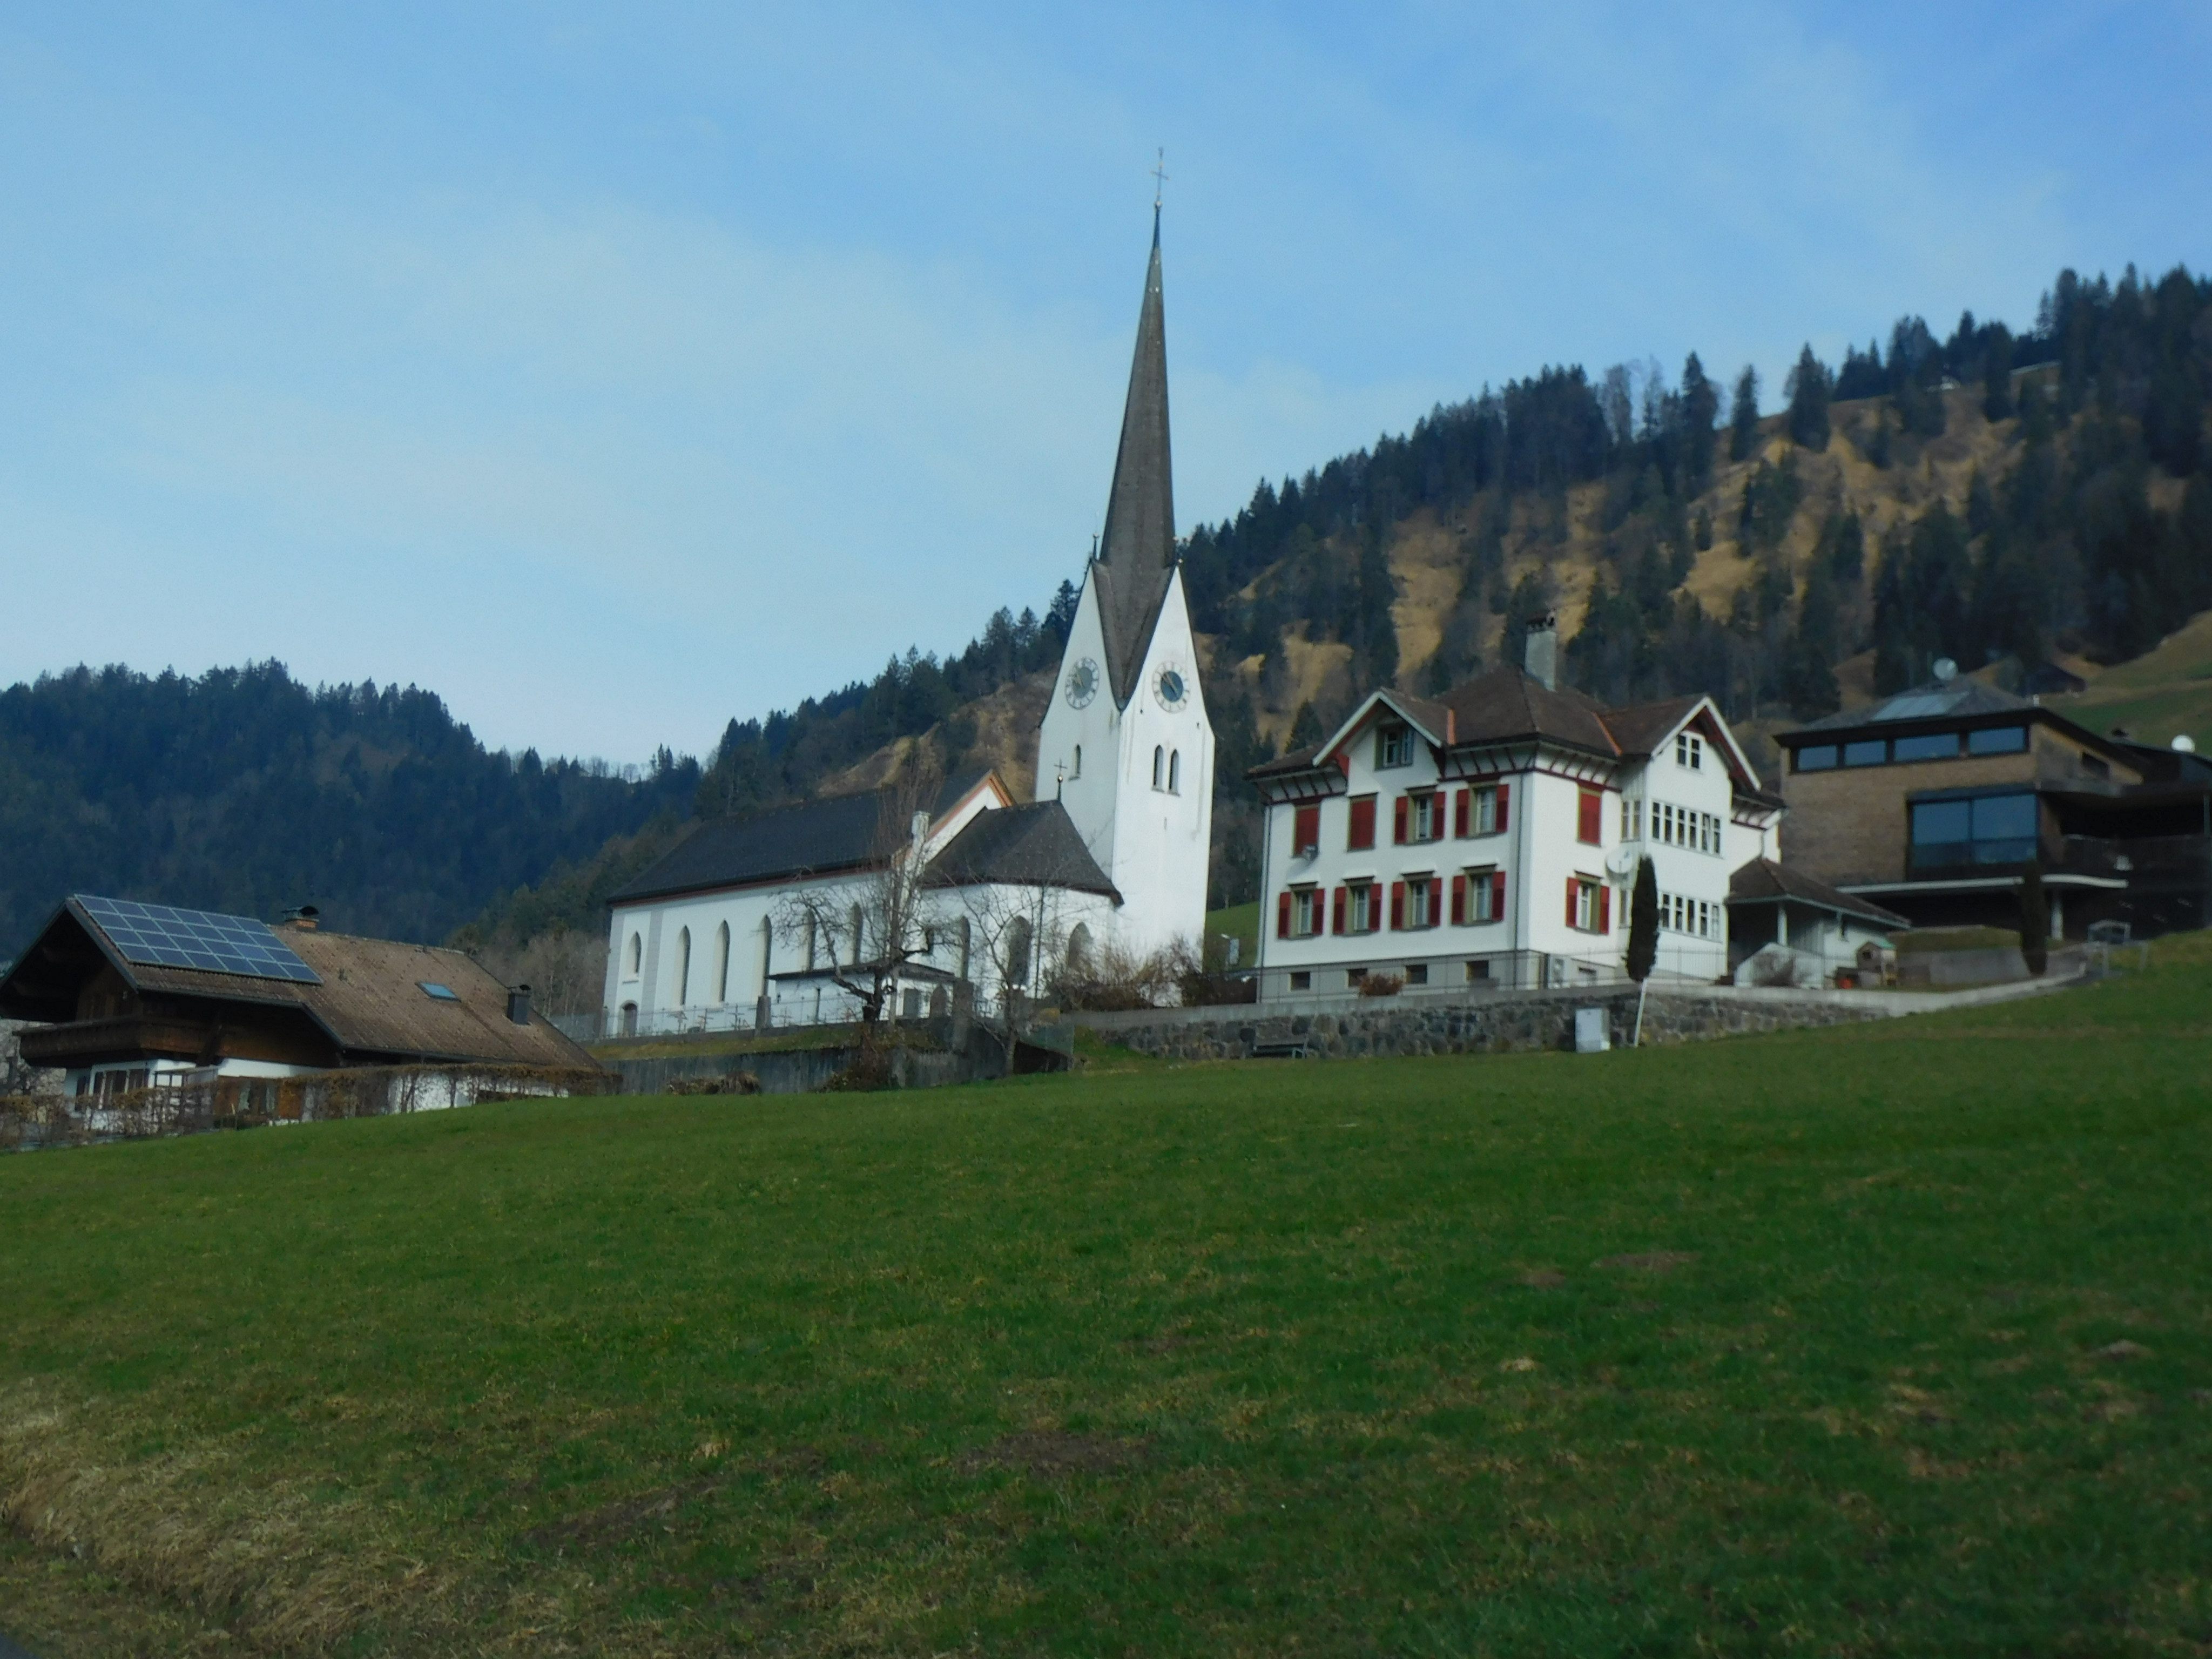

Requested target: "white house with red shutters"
[{"left": 1245, "top": 622, "right": 1783, "bottom": 998}]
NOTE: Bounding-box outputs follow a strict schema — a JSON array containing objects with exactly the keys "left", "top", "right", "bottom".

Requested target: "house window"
[
  {"left": 1844, "top": 739, "right": 1887, "bottom": 766},
  {"left": 1621, "top": 797, "right": 1642, "bottom": 840},
  {"left": 1347, "top": 795, "right": 1378, "bottom": 850},
  {"left": 1795, "top": 745, "right": 1838, "bottom": 771},
  {"left": 1456, "top": 784, "right": 1506, "bottom": 837},
  {"left": 1567, "top": 875, "right": 1609, "bottom": 933},
  {"left": 1910, "top": 792, "right": 2039, "bottom": 868},
  {"left": 1465, "top": 960, "right": 1490, "bottom": 983},
  {"left": 1378, "top": 724, "right": 1414, "bottom": 768},
  {"left": 1894, "top": 731, "right": 1961, "bottom": 762},
  {"left": 1394, "top": 876, "right": 1437, "bottom": 929},
  {"left": 1399, "top": 791, "right": 1445, "bottom": 843},
  {"left": 1406, "top": 963, "right": 1429, "bottom": 986},
  {"left": 1676, "top": 733, "right": 1703, "bottom": 771},
  {"left": 1577, "top": 786, "right": 1603, "bottom": 844},
  {"left": 901, "top": 988, "right": 923, "bottom": 1020},
  {"left": 1455, "top": 867, "right": 1505, "bottom": 924},
  {"left": 1346, "top": 967, "right": 1368, "bottom": 988},
  {"left": 1968, "top": 726, "right": 2027, "bottom": 755},
  {"left": 1292, "top": 803, "right": 1320, "bottom": 857},
  {"left": 1278, "top": 886, "right": 1321, "bottom": 939},
  {"left": 1339, "top": 882, "right": 1378, "bottom": 934},
  {"left": 1659, "top": 893, "right": 1722, "bottom": 940},
  {"left": 1289, "top": 970, "right": 1312, "bottom": 992}
]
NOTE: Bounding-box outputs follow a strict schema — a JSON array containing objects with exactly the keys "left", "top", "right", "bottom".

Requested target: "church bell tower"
[{"left": 1036, "top": 205, "right": 1214, "bottom": 957}]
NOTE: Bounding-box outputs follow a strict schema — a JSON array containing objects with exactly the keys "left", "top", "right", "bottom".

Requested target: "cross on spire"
[{"left": 1151, "top": 148, "right": 1169, "bottom": 211}]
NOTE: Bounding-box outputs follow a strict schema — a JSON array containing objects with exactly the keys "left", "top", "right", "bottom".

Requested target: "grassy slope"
[
  {"left": 2046, "top": 606, "right": 2212, "bottom": 746},
  {"left": 4, "top": 945, "right": 2211, "bottom": 1656}
]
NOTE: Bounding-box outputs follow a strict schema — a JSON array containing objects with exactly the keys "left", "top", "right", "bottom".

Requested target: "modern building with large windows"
[{"left": 1775, "top": 672, "right": 2212, "bottom": 938}]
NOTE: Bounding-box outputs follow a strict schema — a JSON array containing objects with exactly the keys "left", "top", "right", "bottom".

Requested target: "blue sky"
[{"left": 2, "top": 3, "right": 2207, "bottom": 762}]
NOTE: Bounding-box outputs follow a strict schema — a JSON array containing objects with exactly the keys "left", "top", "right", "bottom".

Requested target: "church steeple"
[{"left": 1091, "top": 209, "right": 1177, "bottom": 708}]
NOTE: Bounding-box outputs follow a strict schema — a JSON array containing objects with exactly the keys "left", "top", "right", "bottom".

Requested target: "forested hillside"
[
  {"left": 0, "top": 664, "right": 698, "bottom": 959},
  {"left": 10, "top": 261, "right": 2207, "bottom": 986}
]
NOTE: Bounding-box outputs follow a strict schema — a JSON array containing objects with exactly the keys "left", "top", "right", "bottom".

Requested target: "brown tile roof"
[
  {"left": 282, "top": 930, "right": 598, "bottom": 1068},
  {"left": 1728, "top": 859, "right": 1911, "bottom": 929},
  {"left": 1599, "top": 695, "right": 1705, "bottom": 757}
]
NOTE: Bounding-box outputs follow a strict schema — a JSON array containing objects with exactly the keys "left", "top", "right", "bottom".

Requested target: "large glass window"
[
  {"left": 1844, "top": 739, "right": 1888, "bottom": 767},
  {"left": 1795, "top": 744, "right": 1838, "bottom": 772},
  {"left": 1893, "top": 731, "right": 1961, "bottom": 762},
  {"left": 1968, "top": 726, "right": 2027, "bottom": 755},
  {"left": 1910, "top": 792, "right": 2039, "bottom": 868}
]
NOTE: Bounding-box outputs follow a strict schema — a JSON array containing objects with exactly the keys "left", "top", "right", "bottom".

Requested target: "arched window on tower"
[
  {"left": 674, "top": 927, "right": 691, "bottom": 1007},
  {"left": 626, "top": 933, "right": 642, "bottom": 975},
  {"left": 713, "top": 921, "right": 731, "bottom": 1003},
  {"left": 1072, "top": 744, "right": 1082, "bottom": 779},
  {"left": 1169, "top": 750, "right": 1181, "bottom": 793},
  {"left": 1152, "top": 745, "right": 1164, "bottom": 788}
]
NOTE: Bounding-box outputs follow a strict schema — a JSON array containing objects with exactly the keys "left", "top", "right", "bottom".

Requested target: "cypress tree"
[
  {"left": 2018, "top": 860, "right": 2048, "bottom": 976},
  {"left": 1729, "top": 366, "right": 1761, "bottom": 461},
  {"left": 1627, "top": 857, "right": 1659, "bottom": 983}
]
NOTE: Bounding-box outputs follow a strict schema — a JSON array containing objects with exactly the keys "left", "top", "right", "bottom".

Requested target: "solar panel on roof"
[
  {"left": 73, "top": 894, "right": 322, "bottom": 984},
  {"left": 1876, "top": 691, "right": 1960, "bottom": 721}
]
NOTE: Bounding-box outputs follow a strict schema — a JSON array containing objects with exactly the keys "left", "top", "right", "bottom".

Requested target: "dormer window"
[
  {"left": 1676, "top": 732, "right": 1704, "bottom": 771},
  {"left": 1378, "top": 724, "right": 1415, "bottom": 768}
]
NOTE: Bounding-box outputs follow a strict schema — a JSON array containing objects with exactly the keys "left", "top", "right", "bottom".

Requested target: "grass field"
[
  {"left": 2055, "top": 606, "right": 2212, "bottom": 746},
  {"left": 4, "top": 946, "right": 2211, "bottom": 1656}
]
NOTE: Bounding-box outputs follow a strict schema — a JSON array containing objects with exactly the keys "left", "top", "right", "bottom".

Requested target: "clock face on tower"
[
  {"left": 1153, "top": 664, "right": 1188, "bottom": 710},
  {"left": 1064, "top": 657, "right": 1100, "bottom": 709}
]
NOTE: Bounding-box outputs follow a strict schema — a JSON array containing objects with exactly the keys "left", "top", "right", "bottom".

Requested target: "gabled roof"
[
  {"left": 922, "top": 801, "right": 1119, "bottom": 899},
  {"left": 609, "top": 772, "right": 994, "bottom": 906},
  {"left": 1091, "top": 212, "right": 1178, "bottom": 709},
  {"left": 0, "top": 899, "right": 594, "bottom": 1069},
  {"left": 1249, "top": 670, "right": 1761, "bottom": 791},
  {"left": 1728, "top": 859, "right": 1911, "bottom": 930}
]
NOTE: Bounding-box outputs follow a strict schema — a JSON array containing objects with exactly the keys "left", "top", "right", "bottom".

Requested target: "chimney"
[
  {"left": 506, "top": 984, "right": 532, "bottom": 1026},
  {"left": 282, "top": 905, "right": 320, "bottom": 932},
  {"left": 1523, "top": 613, "right": 1558, "bottom": 691}
]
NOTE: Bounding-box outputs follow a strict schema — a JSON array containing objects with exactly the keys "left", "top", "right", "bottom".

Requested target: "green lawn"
[
  {"left": 1205, "top": 900, "right": 1259, "bottom": 967},
  {"left": 4, "top": 945, "right": 2212, "bottom": 1656}
]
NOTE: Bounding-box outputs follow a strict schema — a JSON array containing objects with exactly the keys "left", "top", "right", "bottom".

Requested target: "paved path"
[{"left": 0, "top": 1633, "right": 41, "bottom": 1659}]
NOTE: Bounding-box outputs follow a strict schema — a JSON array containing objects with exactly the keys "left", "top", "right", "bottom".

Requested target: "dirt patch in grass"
[
  {"left": 957, "top": 1432, "right": 1150, "bottom": 1479},
  {"left": 1597, "top": 1251, "right": 1698, "bottom": 1273},
  {"left": 518, "top": 1477, "right": 724, "bottom": 1554},
  {"left": 1518, "top": 1268, "right": 1568, "bottom": 1289}
]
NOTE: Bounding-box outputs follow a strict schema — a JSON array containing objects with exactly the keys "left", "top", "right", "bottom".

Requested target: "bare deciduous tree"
[
  {"left": 773, "top": 765, "right": 948, "bottom": 1037},
  {"left": 948, "top": 879, "right": 1076, "bottom": 1073}
]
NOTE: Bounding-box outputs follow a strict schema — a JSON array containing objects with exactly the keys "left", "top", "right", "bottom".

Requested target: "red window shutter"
[
  {"left": 1449, "top": 873, "right": 1467, "bottom": 924},
  {"left": 1390, "top": 880, "right": 1405, "bottom": 930},
  {"left": 1577, "top": 787, "right": 1602, "bottom": 844},
  {"left": 1599, "top": 885, "right": 1611, "bottom": 932},
  {"left": 1293, "top": 803, "right": 1319, "bottom": 854},
  {"left": 1566, "top": 876, "right": 1579, "bottom": 928},
  {"left": 1393, "top": 796, "right": 1409, "bottom": 844},
  {"left": 1277, "top": 892, "right": 1292, "bottom": 939},
  {"left": 1349, "top": 797, "right": 1375, "bottom": 849},
  {"left": 1332, "top": 886, "right": 1346, "bottom": 934},
  {"left": 1491, "top": 871, "right": 1507, "bottom": 920},
  {"left": 1454, "top": 787, "right": 1469, "bottom": 837},
  {"left": 1431, "top": 791, "right": 1447, "bottom": 839},
  {"left": 1496, "top": 783, "right": 1510, "bottom": 833}
]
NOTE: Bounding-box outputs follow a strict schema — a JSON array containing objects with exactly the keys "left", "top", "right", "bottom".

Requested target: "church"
[{"left": 598, "top": 209, "right": 1215, "bottom": 1036}]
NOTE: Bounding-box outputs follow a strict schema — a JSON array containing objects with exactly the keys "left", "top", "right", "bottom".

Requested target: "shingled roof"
[
  {"left": 923, "top": 801, "right": 1118, "bottom": 899},
  {"left": 609, "top": 773, "right": 990, "bottom": 906},
  {"left": 1089, "top": 211, "right": 1178, "bottom": 709},
  {"left": 1728, "top": 859, "right": 1911, "bottom": 930}
]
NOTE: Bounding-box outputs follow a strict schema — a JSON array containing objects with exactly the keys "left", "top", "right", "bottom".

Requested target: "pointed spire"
[{"left": 1092, "top": 211, "right": 1177, "bottom": 707}]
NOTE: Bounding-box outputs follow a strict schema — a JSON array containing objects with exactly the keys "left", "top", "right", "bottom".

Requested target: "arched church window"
[
  {"left": 1006, "top": 916, "right": 1033, "bottom": 987},
  {"left": 675, "top": 927, "right": 692, "bottom": 1007},
  {"left": 626, "top": 933, "right": 642, "bottom": 975},
  {"left": 1065, "top": 922, "right": 1092, "bottom": 974},
  {"left": 713, "top": 921, "right": 731, "bottom": 1003},
  {"left": 1152, "top": 746, "right": 1164, "bottom": 788},
  {"left": 849, "top": 902, "right": 865, "bottom": 965},
  {"left": 802, "top": 915, "right": 818, "bottom": 972},
  {"left": 957, "top": 917, "right": 972, "bottom": 981},
  {"left": 1169, "top": 750, "right": 1181, "bottom": 793}
]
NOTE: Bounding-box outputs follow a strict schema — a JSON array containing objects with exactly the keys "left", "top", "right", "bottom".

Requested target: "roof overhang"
[{"left": 1842, "top": 874, "right": 2129, "bottom": 895}]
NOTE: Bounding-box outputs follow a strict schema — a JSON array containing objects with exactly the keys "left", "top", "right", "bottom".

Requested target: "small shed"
[{"left": 1726, "top": 859, "right": 1911, "bottom": 980}]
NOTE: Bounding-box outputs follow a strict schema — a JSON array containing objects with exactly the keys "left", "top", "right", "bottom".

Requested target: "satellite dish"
[
  {"left": 1604, "top": 847, "right": 1640, "bottom": 879},
  {"left": 2173, "top": 734, "right": 2197, "bottom": 753},
  {"left": 1932, "top": 658, "right": 1958, "bottom": 683}
]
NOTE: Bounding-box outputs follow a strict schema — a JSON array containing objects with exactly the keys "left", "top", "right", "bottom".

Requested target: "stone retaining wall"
[{"left": 1087, "top": 984, "right": 1901, "bottom": 1064}]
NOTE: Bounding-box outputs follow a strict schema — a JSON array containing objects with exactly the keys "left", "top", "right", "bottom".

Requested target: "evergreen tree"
[
  {"left": 2018, "top": 860, "right": 2047, "bottom": 976},
  {"left": 1729, "top": 366, "right": 1761, "bottom": 462},
  {"left": 1287, "top": 701, "right": 1325, "bottom": 753},
  {"left": 1680, "top": 352, "right": 1720, "bottom": 487},
  {"left": 1981, "top": 323, "right": 2014, "bottom": 421},
  {"left": 1785, "top": 345, "right": 1833, "bottom": 450},
  {"left": 1627, "top": 857, "right": 1659, "bottom": 983}
]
